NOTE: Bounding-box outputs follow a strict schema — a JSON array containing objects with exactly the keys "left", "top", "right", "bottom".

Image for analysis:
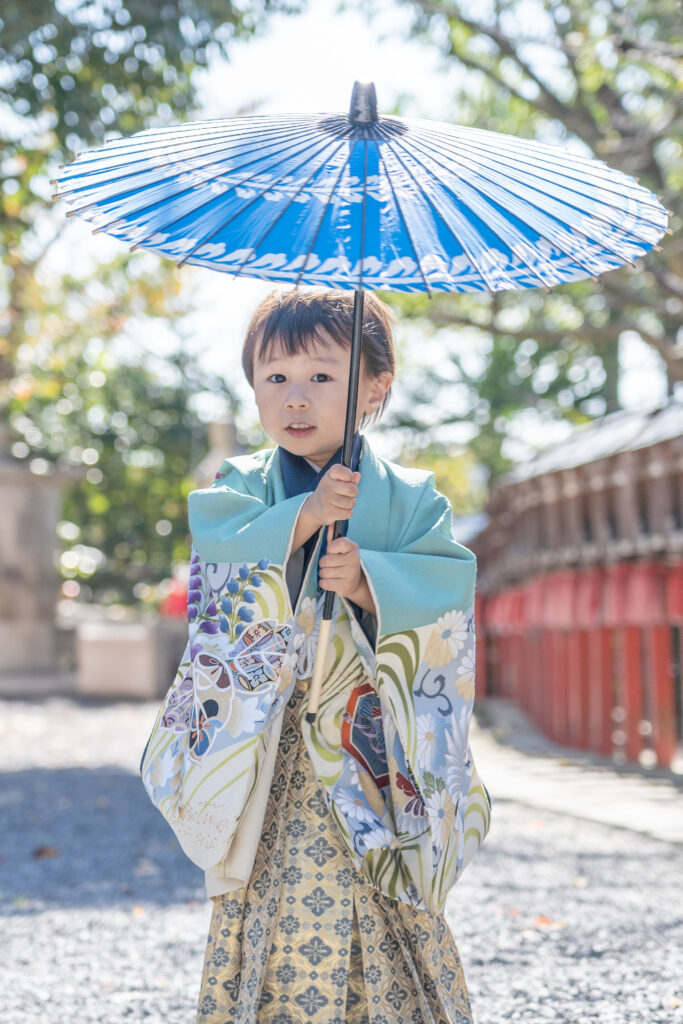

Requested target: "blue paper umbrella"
[
  {"left": 54, "top": 84, "right": 668, "bottom": 295},
  {"left": 55, "top": 82, "right": 669, "bottom": 720}
]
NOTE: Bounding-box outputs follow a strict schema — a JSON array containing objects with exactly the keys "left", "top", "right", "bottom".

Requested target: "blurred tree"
[
  {"left": 0, "top": 0, "right": 300, "bottom": 602},
  {"left": 6, "top": 253, "right": 237, "bottom": 603},
  {"left": 375, "top": 0, "right": 681, "bottom": 479},
  {"left": 1, "top": 0, "right": 301, "bottom": 377}
]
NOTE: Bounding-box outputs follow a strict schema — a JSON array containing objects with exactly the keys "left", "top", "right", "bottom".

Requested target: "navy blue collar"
[{"left": 278, "top": 431, "right": 363, "bottom": 500}]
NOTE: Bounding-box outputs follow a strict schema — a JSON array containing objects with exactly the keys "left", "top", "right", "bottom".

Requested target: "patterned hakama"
[{"left": 196, "top": 677, "right": 474, "bottom": 1024}]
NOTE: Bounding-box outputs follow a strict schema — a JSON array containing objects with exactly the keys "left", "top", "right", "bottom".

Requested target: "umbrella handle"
[
  {"left": 305, "top": 290, "right": 365, "bottom": 724},
  {"left": 305, "top": 526, "right": 348, "bottom": 724},
  {"left": 306, "top": 613, "right": 333, "bottom": 725}
]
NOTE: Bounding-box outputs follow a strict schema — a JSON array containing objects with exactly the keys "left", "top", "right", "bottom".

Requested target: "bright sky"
[{"left": 52, "top": 0, "right": 670, "bottom": 461}]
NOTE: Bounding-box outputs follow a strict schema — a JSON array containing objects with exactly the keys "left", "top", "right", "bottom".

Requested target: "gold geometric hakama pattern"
[{"left": 196, "top": 678, "right": 474, "bottom": 1024}]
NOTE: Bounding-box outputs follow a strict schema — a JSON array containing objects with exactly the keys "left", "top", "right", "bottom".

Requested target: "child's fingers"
[
  {"left": 323, "top": 535, "right": 358, "bottom": 556},
  {"left": 325, "top": 477, "right": 358, "bottom": 498},
  {"left": 327, "top": 465, "right": 361, "bottom": 484}
]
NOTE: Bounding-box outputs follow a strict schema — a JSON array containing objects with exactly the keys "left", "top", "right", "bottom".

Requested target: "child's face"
[{"left": 252, "top": 332, "right": 392, "bottom": 468}]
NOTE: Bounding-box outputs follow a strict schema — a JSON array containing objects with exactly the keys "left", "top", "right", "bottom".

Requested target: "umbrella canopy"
[
  {"left": 54, "top": 82, "right": 670, "bottom": 723},
  {"left": 54, "top": 85, "right": 668, "bottom": 295}
]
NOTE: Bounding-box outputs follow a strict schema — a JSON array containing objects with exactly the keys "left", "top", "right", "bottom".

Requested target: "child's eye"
[{"left": 266, "top": 372, "right": 330, "bottom": 383}]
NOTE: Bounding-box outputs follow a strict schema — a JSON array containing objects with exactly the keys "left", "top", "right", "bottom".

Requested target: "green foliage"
[
  {"left": 373, "top": 0, "right": 682, "bottom": 481},
  {"left": 0, "top": 1, "right": 301, "bottom": 604},
  {"left": 6, "top": 252, "right": 233, "bottom": 603},
  {"left": 0, "top": 0, "right": 298, "bottom": 150}
]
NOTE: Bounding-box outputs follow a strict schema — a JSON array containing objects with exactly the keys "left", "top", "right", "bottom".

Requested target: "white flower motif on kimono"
[
  {"left": 444, "top": 707, "right": 470, "bottom": 802},
  {"left": 347, "top": 758, "right": 361, "bottom": 789},
  {"left": 277, "top": 649, "right": 299, "bottom": 694},
  {"left": 148, "top": 742, "right": 178, "bottom": 790},
  {"left": 425, "top": 788, "right": 457, "bottom": 850},
  {"left": 359, "top": 823, "right": 394, "bottom": 852},
  {"left": 423, "top": 610, "right": 469, "bottom": 669},
  {"left": 416, "top": 713, "right": 439, "bottom": 772},
  {"left": 334, "top": 787, "right": 377, "bottom": 824},
  {"left": 294, "top": 596, "right": 321, "bottom": 679},
  {"left": 456, "top": 652, "right": 476, "bottom": 702},
  {"left": 224, "top": 692, "right": 266, "bottom": 739}
]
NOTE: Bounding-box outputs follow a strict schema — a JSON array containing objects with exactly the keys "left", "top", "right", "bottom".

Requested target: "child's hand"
[
  {"left": 319, "top": 525, "right": 364, "bottom": 601},
  {"left": 305, "top": 465, "right": 361, "bottom": 527}
]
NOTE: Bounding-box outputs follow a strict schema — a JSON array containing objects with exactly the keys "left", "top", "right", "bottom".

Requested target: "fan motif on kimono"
[
  {"left": 341, "top": 681, "right": 390, "bottom": 790},
  {"left": 193, "top": 619, "right": 293, "bottom": 693}
]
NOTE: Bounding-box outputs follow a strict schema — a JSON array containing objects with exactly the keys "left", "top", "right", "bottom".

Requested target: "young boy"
[{"left": 141, "top": 288, "right": 491, "bottom": 1024}]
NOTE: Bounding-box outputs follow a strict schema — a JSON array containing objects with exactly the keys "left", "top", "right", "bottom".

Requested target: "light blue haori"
[{"left": 141, "top": 433, "right": 491, "bottom": 913}]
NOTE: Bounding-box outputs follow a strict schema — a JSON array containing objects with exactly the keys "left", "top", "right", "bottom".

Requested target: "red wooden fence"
[{"left": 477, "top": 560, "right": 683, "bottom": 768}]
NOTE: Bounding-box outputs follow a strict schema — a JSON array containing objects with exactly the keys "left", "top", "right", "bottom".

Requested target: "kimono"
[{"left": 140, "top": 433, "right": 492, "bottom": 1022}]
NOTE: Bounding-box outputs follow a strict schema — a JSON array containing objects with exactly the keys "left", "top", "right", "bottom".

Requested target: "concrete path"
[{"left": 471, "top": 698, "right": 683, "bottom": 845}]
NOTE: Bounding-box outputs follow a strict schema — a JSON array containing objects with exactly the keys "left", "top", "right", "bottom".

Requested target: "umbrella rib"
[
  {"left": 382, "top": 137, "right": 505, "bottom": 293},
  {"left": 294, "top": 144, "right": 355, "bottom": 289},
  {"left": 408, "top": 126, "right": 660, "bottom": 251},
  {"left": 407, "top": 121, "right": 656, "bottom": 206},
  {"left": 55, "top": 120, "right": 317, "bottom": 194},
  {"left": 404, "top": 131, "right": 642, "bottom": 272},
  {"left": 58, "top": 124, "right": 324, "bottom": 212},
  {"left": 390, "top": 134, "right": 567, "bottom": 288},
  {"left": 58, "top": 116, "right": 323, "bottom": 177},
  {"left": 227, "top": 140, "right": 349, "bottom": 281},
  {"left": 405, "top": 120, "right": 666, "bottom": 231},
  {"left": 176, "top": 135, "right": 348, "bottom": 268},
  {"left": 74, "top": 128, "right": 330, "bottom": 235},
  {"left": 374, "top": 144, "right": 432, "bottom": 296},
  {"left": 452, "top": 141, "right": 665, "bottom": 231}
]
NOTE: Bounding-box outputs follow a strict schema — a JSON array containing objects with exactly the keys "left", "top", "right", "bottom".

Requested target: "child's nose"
[{"left": 285, "top": 391, "right": 310, "bottom": 408}]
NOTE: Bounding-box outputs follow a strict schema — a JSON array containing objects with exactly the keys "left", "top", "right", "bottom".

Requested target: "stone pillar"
[
  {"left": 194, "top": 417, "right": 242, "bottom": 488},
  {"left": 0, "top": 452, "right": 81, "bottom": 675}
]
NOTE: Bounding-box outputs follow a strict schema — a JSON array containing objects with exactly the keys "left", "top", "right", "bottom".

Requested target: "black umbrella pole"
[{"left": 306, "top": 289, "right": 364, "bottom": 724}]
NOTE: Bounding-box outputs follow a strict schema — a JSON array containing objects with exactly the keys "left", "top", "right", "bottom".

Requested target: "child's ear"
[{"left": 365, "top": 371, "right": 393, "bottom": 413}]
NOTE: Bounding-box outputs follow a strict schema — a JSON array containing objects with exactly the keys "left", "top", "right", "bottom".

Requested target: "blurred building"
[{"left": 472, "top": 398, "right": 683, "bottom": 770}]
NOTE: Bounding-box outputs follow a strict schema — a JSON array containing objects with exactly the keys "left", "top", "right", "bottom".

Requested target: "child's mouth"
[{"left": 285, "top": 425, "right": 315, "bottom": 437}]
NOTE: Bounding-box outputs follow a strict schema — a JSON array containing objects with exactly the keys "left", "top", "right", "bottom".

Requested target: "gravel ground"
[{"left": 1, "top": 697, "right": 681, "bottom": 1024}]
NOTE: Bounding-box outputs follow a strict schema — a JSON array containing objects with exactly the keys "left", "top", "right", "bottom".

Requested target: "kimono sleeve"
[
  {"left": 351, "top": 480, "right": 491, "bottom": 913},
  {"left": 358, "top": 480, "right": 476, "bottom": 639},
  {"left": 139, "top": 460, "right": 308, "bottom": 871},
  {"left": 187, "top": 459, "right": 311, "bottom": 569}
]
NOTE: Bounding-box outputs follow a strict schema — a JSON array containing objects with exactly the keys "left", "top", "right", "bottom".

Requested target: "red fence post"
[
  {"left": 621, "top": 625, "right": 644, "bottom": 762},
  {"left": 628, "top": 562, "right": 675, "bottom": 767},
  {"left": 573, "top": 569, "right": 602, "bottom": 750},
  {"left": 666, "top": 562, "right": 683, "bottom": 755},
  {"left": 603, "top": 564, "right": 633, "bottom": 761}
]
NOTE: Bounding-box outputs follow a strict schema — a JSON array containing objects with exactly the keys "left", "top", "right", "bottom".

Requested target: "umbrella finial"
[{"left": 349, "top": 81, "right": 378, "bottom": 123}]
